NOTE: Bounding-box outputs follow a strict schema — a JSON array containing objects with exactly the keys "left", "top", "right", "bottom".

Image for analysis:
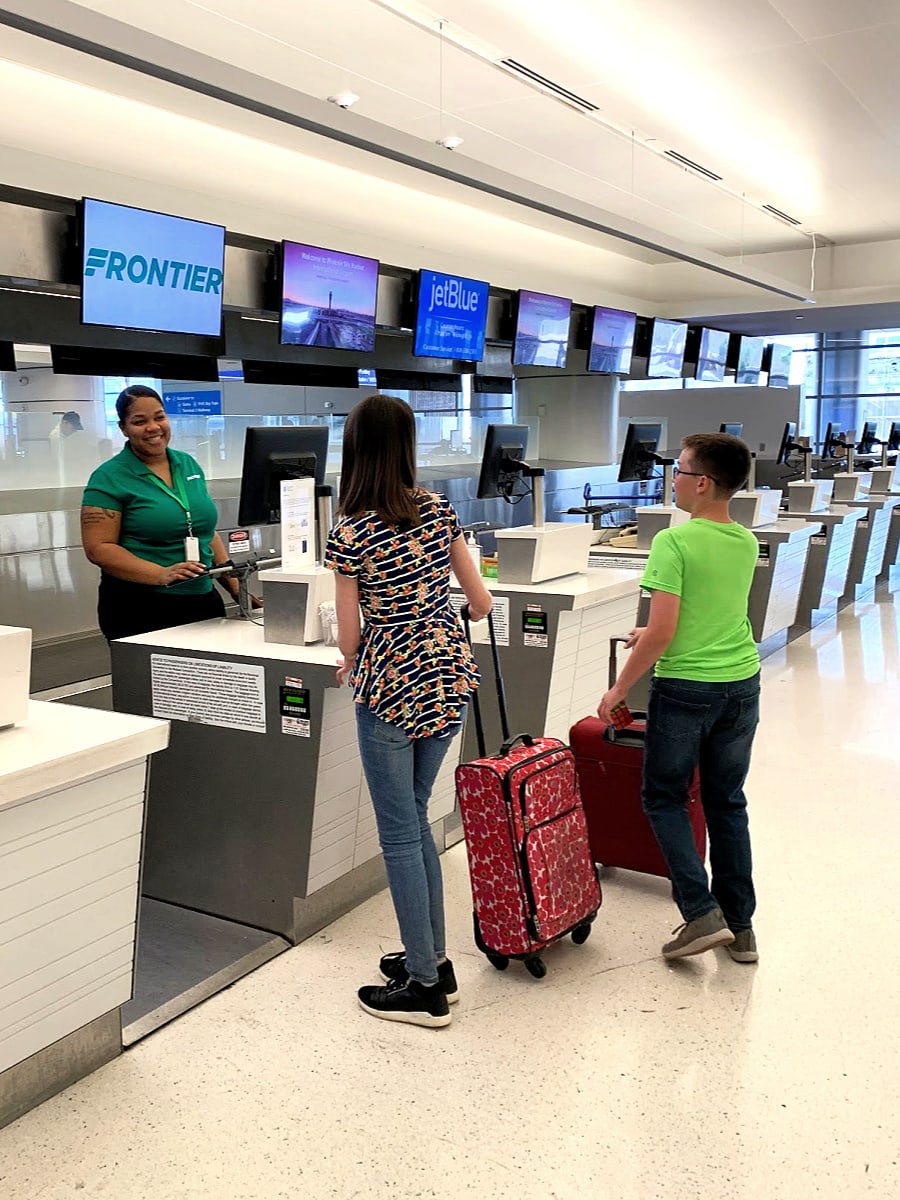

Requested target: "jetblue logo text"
[
  {"left": 84, "top": 248, "right": 223, "bottom": 294},
  {"left": 427, "top": 276, "right": 481, "bottom": 313}
]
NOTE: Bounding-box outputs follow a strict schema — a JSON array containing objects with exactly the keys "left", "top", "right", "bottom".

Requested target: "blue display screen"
[
  {"left": 413, "top": 269, "right": 489, "bottom": 361},
  {"left": 81, "top": 198, "right": 226, "bottom": 336}
]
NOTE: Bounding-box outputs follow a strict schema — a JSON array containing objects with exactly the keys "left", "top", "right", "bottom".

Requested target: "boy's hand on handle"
[
  {"left": 624, "top": 626, "right": 645, "bottom": 649},
  {"left": 597, "top": 686, "right": 627, "bottom": 724}
]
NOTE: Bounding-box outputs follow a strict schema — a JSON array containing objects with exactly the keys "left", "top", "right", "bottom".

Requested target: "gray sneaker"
[
  {"left": 726, "top": 929, "right": 758, "bottom": 963},
  {"left": 662, "top": 907, "right": 735, "bottom": 960}
]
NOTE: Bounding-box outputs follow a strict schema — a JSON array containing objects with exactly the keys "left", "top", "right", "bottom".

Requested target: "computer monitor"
[
  {"left": 719, "top": 422, "right": 743, "bottom": 437},
  {"left": 821, "top": 422, "right": 842, "bottom": 459},
  {"left": 764, "top": 343, "right": 792, "bottom": 388},
  {"left": 728, "top": 334, "right": 765, "bottom": 384},
  {"left": 888, "top": 422, "right": 900, "bottom": 452},
  {"left": 587, "top": 306, "right": 636, "bottom": 375},
  {"left": 512, "top": 290, "right": 571, "bottom": 368},
  {"left": 237, "top": 426, "right": 330, "bottom": 526},
  {"left": 775, "top": 421, "right": 799, "bottom": 466},
  {"left": 857, "top": 422, "right": 878, "bottom": 455},
  {"left": 618, "top": 422, "right": 663, "bottom": 483},
  {"left": 693, "top": 328, "right": 730, "bottom": 382},
  {"left": 476, "top": 424, "right": 530, "bottom": 501}
]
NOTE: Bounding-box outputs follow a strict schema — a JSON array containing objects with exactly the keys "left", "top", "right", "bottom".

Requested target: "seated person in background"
[
  {"left": 598, "top": 432, "right": 761, "bottom": 965},
  {"left": 80, "top": 385, "right": 239, "bottom": 641}
]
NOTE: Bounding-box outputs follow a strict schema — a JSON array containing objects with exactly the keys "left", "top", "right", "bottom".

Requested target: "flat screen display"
[
  {"left": 512, "top": 291, "right": 571, "bottom": 367},
  {"left": 280, "top": 241, "right": 379, "bottom": 351},
  {"left": 80, "top": 198, "right": 225, "bottom": 336},
  {"left": 413, "top": 269, "right": 489, "bottom": 361},
  {"left": 767, "top": 342, "right": 793, "bottom": 388},
  {"left": 696, "top": 328, "right": 730, "bottom": 382},
  {"left": 736, "top": 335, "right": 765, "bottom": 384},
  {"left": 587, "top": 306, "right": 636, "bottom": 374},
  {"left": 648, "top": 318, "right": 688, "bottom": 378}
]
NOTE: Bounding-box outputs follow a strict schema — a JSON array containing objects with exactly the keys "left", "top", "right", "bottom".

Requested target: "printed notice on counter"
[
  {"left": 280, "top": 476, "right": 315, "bottom": 571},
  {"left": 522, "top": 606, "right": 548, "bottom": 649},
  {"left": 280, "top": 681, "right": 311, "bottom": 737},
  {"left": 449, "top": 593, "right": 510, "bottom": 646},
  {"left": 151, "top": 654, "right": 266, "bottom": 734}
]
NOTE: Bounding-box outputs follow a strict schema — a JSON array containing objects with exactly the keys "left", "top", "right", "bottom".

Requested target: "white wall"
[
  {"left": 619, "top": 384, "right": 801, "bottom": 457},
  {"left": 516, "top": 374, "right": 619, "bottom": 464}
]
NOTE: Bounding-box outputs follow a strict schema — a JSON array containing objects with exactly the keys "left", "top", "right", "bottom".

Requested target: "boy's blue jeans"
[
  {"left": 642, "top": 673, "right": 760, "bottom": 930},
  {"left": 355, "top": 704, "right": 462, "bottom": 986}
]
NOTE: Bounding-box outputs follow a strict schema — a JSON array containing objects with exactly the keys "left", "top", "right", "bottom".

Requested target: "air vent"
[
  {"left": 762, "top": 204, "right": 802, "bottom": 226},
  {"left": 500, "top": 59, "right": 599, "bottom": 112},
  {"left": 663, "top": 150, "right": 722, "bottom": 182}
]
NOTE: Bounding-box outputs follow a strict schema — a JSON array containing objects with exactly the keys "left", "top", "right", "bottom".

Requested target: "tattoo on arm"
[{"left": 81, "top": 508, "right": 119, "bottom": 525}]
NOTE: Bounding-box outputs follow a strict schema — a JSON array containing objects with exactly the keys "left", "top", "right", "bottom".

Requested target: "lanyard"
[{"left": 148, "top": 467, "right": 193, "bottom": 535}]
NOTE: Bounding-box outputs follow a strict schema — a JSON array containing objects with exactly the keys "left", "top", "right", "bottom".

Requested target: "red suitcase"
[
  {"left": 456, "top": 609, "right": 601, "bottom": 978},
  {"left": 569, "top": 638, "right": 706, "bottom": 878}
]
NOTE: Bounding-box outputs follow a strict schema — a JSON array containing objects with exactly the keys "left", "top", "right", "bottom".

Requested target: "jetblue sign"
[
  {"left": 413, "top": 269, "right": 489, "bottom": 361},
  {"left": 81, "top": 198, "right": 226, "bottom": 337}
]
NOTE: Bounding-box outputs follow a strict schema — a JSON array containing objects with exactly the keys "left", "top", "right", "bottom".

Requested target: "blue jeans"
[
  {"left": 642, "top": 673, "right": 760, "bottom": 930},
  {"left": 355, "top": 704, "right": 462, "bottom": 986}
]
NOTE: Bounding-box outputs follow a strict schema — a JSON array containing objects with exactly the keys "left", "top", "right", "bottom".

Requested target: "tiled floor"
[{"left": 3, "top": 593, "right": 899, "bottom": 1199}]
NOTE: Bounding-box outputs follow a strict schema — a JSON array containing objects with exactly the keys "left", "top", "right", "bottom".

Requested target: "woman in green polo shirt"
[{"left": 81, "top": 385, "right": 238, "bottom": 641}]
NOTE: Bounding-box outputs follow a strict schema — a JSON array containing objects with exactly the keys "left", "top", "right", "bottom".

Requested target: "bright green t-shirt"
[
  {"left": 82, "top": 444, "right": 220, "bottom": 594},
  {"left": 640, "top": 518, "right": 760, "bottom": 682}
]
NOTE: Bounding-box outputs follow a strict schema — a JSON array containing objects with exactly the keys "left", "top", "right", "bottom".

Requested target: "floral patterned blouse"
[{"left": 324, "top": 490, "right": 480, "bottom": 738}]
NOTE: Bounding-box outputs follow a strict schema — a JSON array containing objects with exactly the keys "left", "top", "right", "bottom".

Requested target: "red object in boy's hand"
[{"left": 608, "top": 701, "right": 633, "bottom": 730}]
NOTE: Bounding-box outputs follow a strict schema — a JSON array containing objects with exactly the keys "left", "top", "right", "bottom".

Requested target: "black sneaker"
[
  {"left": 358, "top": 977, "right": 451, "bottom": 1028},
  {"left": 379, "top": 952, "right": 460, "bottom": 1004}
]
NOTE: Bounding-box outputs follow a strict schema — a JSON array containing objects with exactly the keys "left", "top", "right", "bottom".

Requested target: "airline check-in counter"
[
  {"left": 829, "top": 492, "right": 900, "bottom": 603},
  {"left": 106, "top": 565, "right": 642, "bottom": 1036},
  {"left": 0, "top": 699, "right": 168, "bottom": 1129},
  {"left": 780, "top": 505, "right": 867, "bottom": 633}
]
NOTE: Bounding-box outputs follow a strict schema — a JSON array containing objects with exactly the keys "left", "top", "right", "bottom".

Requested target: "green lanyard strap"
[{"left": 148, "top": 467, "right": 194, "bottom": 535}]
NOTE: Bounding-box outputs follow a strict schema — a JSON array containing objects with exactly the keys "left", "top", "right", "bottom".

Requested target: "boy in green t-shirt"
[{"left": 598, "top": 433, "right": 761, "bottom": 963}]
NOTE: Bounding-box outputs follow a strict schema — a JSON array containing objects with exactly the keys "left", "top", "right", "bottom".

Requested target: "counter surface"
[{"left": 0, "top": 701, "right": 169, "bottom": 810}]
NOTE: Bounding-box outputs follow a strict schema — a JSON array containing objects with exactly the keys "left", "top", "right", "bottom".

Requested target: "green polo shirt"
[
  {"left": 82, "top": 444, "right": 220, "bottom": 594},
  {"left": 640, "top": 518, "right": 760, "bottom": 682}
]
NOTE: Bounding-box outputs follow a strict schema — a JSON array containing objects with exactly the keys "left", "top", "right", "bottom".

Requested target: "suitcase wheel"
[
  {"left": 571, "top": 922, "right": 592, "bottom": 946},
  {"left": 486, "top": 952, "right": 509, "bottom": 971},
  {"left": 524, "top": 956, "right": 547, "bottom": 979}
]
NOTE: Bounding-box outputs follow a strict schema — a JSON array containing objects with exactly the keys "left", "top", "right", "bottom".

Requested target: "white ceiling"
[{"left": 3, "top": 0, "right": 900, "bottom": 328}]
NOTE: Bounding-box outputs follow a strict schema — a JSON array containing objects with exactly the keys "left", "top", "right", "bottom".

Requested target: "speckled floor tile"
[{"left": 2, "top": 593, "right": 899, "bottom": 1199}]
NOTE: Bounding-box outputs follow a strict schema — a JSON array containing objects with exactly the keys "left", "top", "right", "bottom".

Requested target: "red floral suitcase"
[
  {"left": 569, "top": 638, "right": 706, "bottom": 879},
  {"left": 456, "top": 609, "right": 601, "bottom": 978}
]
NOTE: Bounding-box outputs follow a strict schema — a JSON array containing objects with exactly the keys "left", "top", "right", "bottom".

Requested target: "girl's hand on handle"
[{"left": 335, "top": 657, "right": 353, "bottom": 686}]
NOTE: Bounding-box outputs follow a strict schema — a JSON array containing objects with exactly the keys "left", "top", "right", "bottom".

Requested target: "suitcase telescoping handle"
[
  {"left": 607, "top": 634, "right": 647, "bottom": 742},
  {"left": 461, "top": 604, "right": 533, "bottom": 758}
]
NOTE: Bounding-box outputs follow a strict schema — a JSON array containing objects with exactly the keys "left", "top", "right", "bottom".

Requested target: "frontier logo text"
[{"left": 84, "top": 248, "right": 223, "bottom": 294}]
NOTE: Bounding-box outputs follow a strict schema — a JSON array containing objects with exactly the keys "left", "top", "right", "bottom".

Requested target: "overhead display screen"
[
  {"left": 647, "top": 318, "right": 688, "bottom": 378},
  {"left": 695, "top": 328, "right": 730, "bottom": 382},
  {"left": 280, "top": 241, "right": 379, "bottom": 351},
  {"left": 413, "top": 269, "right": 489, "bottom": 361},
  {"left": 588, "top": 306, "right": 636, "bottom": 375},
  {"left": 736, "top": 335, "right": 764, "bottom": 384},
  {"left": 512, "top": 291, "right": 571, "bottom": 367},
  {"left": 767, "top": 342, "right": 793, "bottom": 388},
  {"left": 80, "top": 198, "right": 225, "bottom": 336}
]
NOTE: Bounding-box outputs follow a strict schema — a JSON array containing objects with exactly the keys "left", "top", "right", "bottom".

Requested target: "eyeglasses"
[{"left": 673, "top": 466, "right": 721, "bottom": 486}]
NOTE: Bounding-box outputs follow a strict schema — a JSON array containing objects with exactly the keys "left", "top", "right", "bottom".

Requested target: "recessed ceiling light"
[{"left": 327, "top": 92, "right": 360, "bottom": 109}]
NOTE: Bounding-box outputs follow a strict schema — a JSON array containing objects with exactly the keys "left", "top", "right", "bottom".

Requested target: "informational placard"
[
  {"left": 280, "top": 681, "right": 311, "bottom": 738},
  {"left": 151, "top": 654, "right": 266, "bottom": 733},
  {"left": 413, "top": 269, "right": 489, "bottom": 361},
  {"left": 522, "top": 606, "right": 548, "bottom": 648},
  {"left": 280, "top": 477, "right": 316, "bottom": 571},
  {"left": 449, "top": 593, "right": 510, "bottom": 646},
  {"left": 162, "top": 388, "right": 222, "bottom": 415}
]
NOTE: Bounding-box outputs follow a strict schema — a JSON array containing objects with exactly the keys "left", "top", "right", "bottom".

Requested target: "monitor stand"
[{"left": 495, "top": 467, "right": 593, "bottom": 584}]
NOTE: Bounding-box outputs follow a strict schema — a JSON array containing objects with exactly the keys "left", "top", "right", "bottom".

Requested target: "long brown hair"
[{"left": 338, "top": 394, "right": 421, "bottom": 529}]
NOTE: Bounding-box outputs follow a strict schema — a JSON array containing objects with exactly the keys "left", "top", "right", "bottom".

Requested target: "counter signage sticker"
[
  {"left": 756, "top": 543, "right": 771, "bottom": 568},
  {"left": 280, "top": 681, "right": 311, "bottom": 738},
  {"left": 227, "top": 528, "right": 251, "bottom": 557},
  {"left": 522, "top": 606, "right": 548, "bottom": 648},
  {"left": 150, "top": 654, "right": 266, "bottom": 734},
  {"left": 448, "top": 593, "right": 510, "bottom": 646}
]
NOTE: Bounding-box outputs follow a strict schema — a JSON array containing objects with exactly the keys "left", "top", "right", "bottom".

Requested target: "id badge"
[{"left": 184, "top": 535, "right": 200, "bottom": 562}]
